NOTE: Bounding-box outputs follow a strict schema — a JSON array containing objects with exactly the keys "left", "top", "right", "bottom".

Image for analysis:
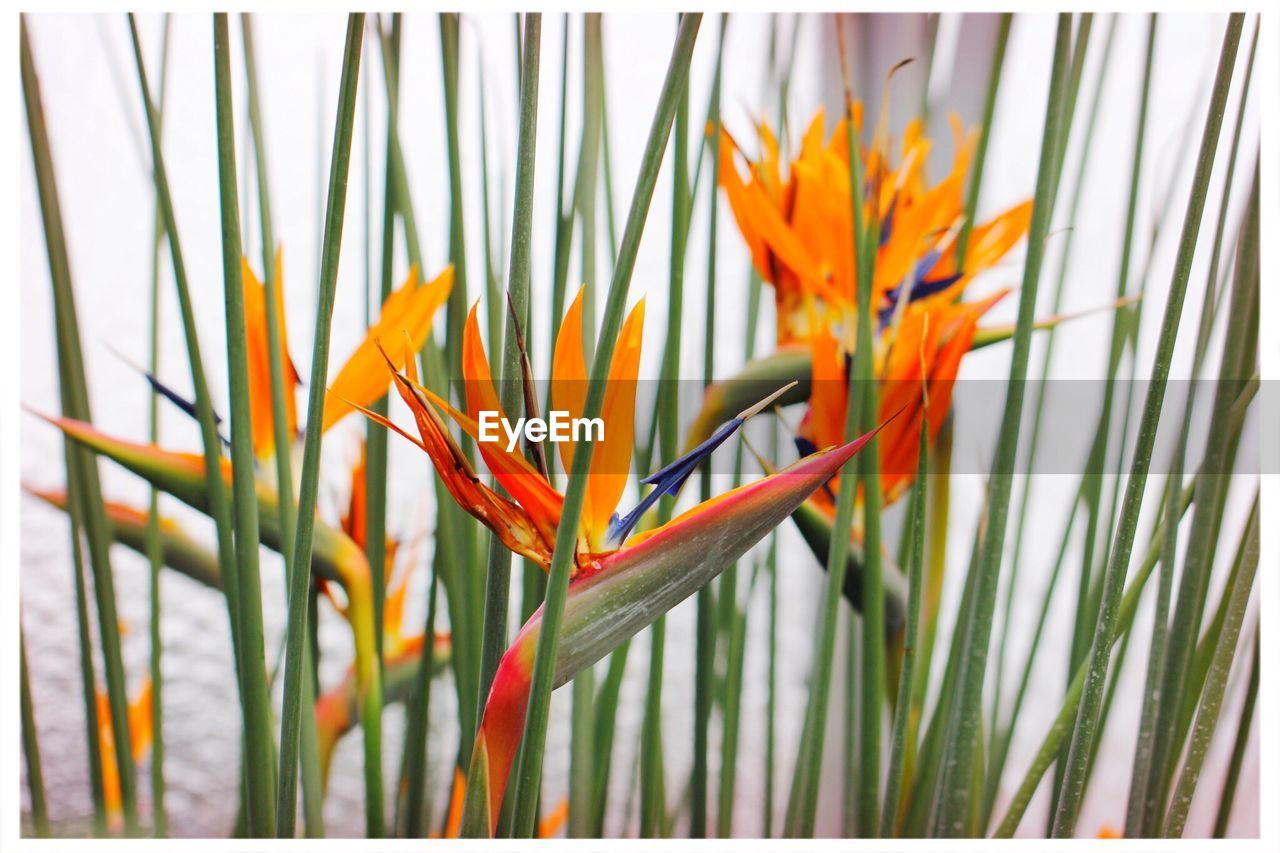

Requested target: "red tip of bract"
[
  {"left": 469, "top": 629, "right": 537, "bottom": 833},
  {"left": 463, "top": 424, "right": 885, "bottom": 834}
]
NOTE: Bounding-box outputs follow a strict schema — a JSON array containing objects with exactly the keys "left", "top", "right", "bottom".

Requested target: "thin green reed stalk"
[
  {"left": 506, "top": 15, "right": 702, "bottom": 837},
  {"left": 1164, "top": 496, "right": 1258, "bottom": 837},
  {"left": 576, "top": 12, "right": 606, "bottom": 359},
  {"left": 639, "top": 622, "right": 667, "bottom": 837},
  {"left": 372, "top": 15, "right": 476, "bottom": 754},
  {"left": 1050, "top": 15, "right": 1244, "bottom": 837},
  {"left": 363, "top": 13, "right": 397, "bottom": 689},
  {"left": 916, "top": 13, "right": 940, "bottom": 132},
  {"left": 589, "top": 641, "right": 630, "bottom": 834},
  {"left": 67, "top": 470, "right": 107, "bottom": 832},
  {"left": 369, "top": 9, "right": 405, "bottom": 745},
  {"left": 143, "top": 15, "right": 172, "bottom": 836},
  {"left": 20, "top": 625, "right": 50, "bottom": 838},
  {"left": 990, "top": 479, "right": 1196, "bottom": 837},
  {"left": 641, "top": 41, "right": 692, "bottom": 837},
  {"left": 1213, "top": 628, "right": 1258, "bottom": 837},
  {"left": 689, "top": 15, "right": 727, "bottom": 840},
  {"left": 478, "top": 47, "right": 504, "bottom": 353},
  {"left": 478, "top": 11, "right": 540, "bottom": 725},
  {"left": 716, "top": 569, "right": 751, "bottom": 838},
  {"left": 1141, "top": 32, "right": 1257, "bottom": 835},
  {"left": 881, "top": 424, "right": 927, "bottom": 837},
  {"left": 569, "top": 11, "right": 608, "bottom": 840},
  {"left": 23, "top": 19, "right": 138, "bottom": 834},
  {"left": 400, "top": 571, "right": 439, "bottom": 836},
  {"left": 547, "top": 14, "right": 573, "bottom": 363},
  {"left": 702, "top": 14, "right": 732, "bottom": 837},
  {"left": 128, "top": 11, "right": 244, "bottom": 810},
  {"left": 212, "top": 16, "right": 278, "bottom": 836},
  {"left": 904, "top": 480, "right": 985, "bottom": 837},
  {"left": 784, "top": 28, "right": 874, "bottom": 835},
  {"left": 1145, "top": 152, "right": 1258, "bottom": 835},
  {"left": 763, "top": 463, "right": 780, "bottom": 837},
  {"left": 982, "top": 487, "right": 1082, "bottom": 827},
  {"left": 1126, "top": 25, "right": 1247, "bottom": 829},
  {"left": 854, "top": 111, "right": 887, "bottom": 849},
  {"left": 278, "top": 13, "right": 365, "bottom": 837},
  {"left": 993, "top": 15, "right": 1117, "bottom": 749},
  {"left": 240, "top": 16, "right": 325, "bottom": 837},
  {"left": 954, "top": 13, "right": 1010, "bottom": 266},
  {"left": 928, "top": 16, "right": 1072, "bottom": 838}
]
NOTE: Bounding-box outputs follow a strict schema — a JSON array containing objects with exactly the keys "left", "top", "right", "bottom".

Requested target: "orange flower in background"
[
  {"left": 96, "top": 679, "right": 153, "bottom": 830},
  {"left": 801, "top": 290, "right": 1007, "bottom": 507},
  {"left": 364, "top": 285, "right": 883, "bottom": 833},
  {"left": 715, "top": 108, "right": 1031, "bottom": 505},
  {"left": 236, "top": 249, "right": 454, "bottom": 461},
  {"left": 362, "top": 286, "right": 647, "bottom": 571},
  {"left": 719, "top": 108, "right": 1031, "bottom": 345}
]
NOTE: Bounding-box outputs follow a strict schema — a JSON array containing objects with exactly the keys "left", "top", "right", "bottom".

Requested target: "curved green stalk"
[
  {"left": 1050, "top": 15, "right": 1243, "bottom": 836},
  {"left": 25, "top": 17, "right": 137, "bottom": 833},
  {"left": 881, "top": 424, "right": 927, "bottom": 836},
  {"left": 240, "top": 15, "right": 325, "bottom": 837},
  {"left": 503, "top": 15, "right": 702, "bottom": 838},
  {"left": 1212, "top": 628, "right": 1258, "bottom": 837},
  {"left": 212, "top": 16, "right": 278, "bottom": 835},
  {"left": 143, "top": 17, "right": 173, "bottom": 835},
  {"left": 928, "top": 15, "right": 1072, "bottom": 837},
  {"left": 20, "top": 625, "right": 50, "bottom": 837},
  {"left": 277, "top": 14, "right": 366, "bottom": 837},
  {"left": 477, "top": 11, "right": 540, "bottom": 731},
  {"left": 1163, "top": 497, "right": 1257, "bottom": 836}
]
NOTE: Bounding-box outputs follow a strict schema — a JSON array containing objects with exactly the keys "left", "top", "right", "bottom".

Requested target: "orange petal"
[
  {"left": 322, "top": 266, "right": 453, "bottom": 433},
  {"left": 461, "top": 305, "right": 565, "bottom": 542},
  {"left": 374, "top": 350, "right": 555, "bottom": 566},
  {"left": 584, "top": 299, "right": 644, "bottom": 548},
  {"left": 241, "top": 254, "right": 299, "bottom": 458}
]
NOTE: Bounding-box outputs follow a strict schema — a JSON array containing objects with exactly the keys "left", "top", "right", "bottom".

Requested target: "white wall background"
[{"left": 18, "top": 11, "right": 1259, "bottom": 838}]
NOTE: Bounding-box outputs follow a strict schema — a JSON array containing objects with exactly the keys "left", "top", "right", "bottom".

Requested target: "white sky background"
[{"left": 18, "top": 11, "right": 1260, "bottom": 838}]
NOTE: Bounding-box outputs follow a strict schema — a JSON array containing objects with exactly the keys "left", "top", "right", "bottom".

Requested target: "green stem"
[
  {"left": 690, "top": 16, "right": 727, "bottom": 840},
  {"left": 24, "top": 17, "right": 138, "bottom": 834},
  {"left": 1050, "top": 15, "right": 1244, "bottom": 837},
  {"left": 881, "top": 425, "right": 927, "bottom": 836},
  {"left": 1164, "top": 497, "right": 1258, "bottom": 837},
  {"left": 1212, "top": 628, "right": 1258, "bottom": 837},
  {"left": 476, "top": 12, "right": 541, "bottom": 731},
  {"left": 954, "top": 13, "right": 1010, "bottom": 267},
  {"left": 212, "top": 16, "right": 277, "bottom": 836},
  {"left": 505, "top": 14, "right": 703, "bottom": 837},
  {"left": 277, "top": 13, "right": 366, "bottom": 837},
  {"left": 143, "top": 14, "right": 173, "bottom": 837},
  {"left": 928, "top": 15, "right": 1072, "bottom": 837},
  {"left": 239, "top": 15, "right": 325, "bottom": 838},
  {"left": 20, "top": 625, "right": 50, "bottom": 838}
]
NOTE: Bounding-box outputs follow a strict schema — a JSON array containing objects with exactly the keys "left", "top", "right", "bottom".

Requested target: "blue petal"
[
  {"left": 607, "top": 415, "right": 747, "bottom": 545},
  {"left": 876, "top": 248, "right": 958, "bottom": 330},
  {"left": 143, "top": 370, "right": 232, "bottom": 449},
  {"left": 878, "top": 195, "right": 897, "bottom": 248}
]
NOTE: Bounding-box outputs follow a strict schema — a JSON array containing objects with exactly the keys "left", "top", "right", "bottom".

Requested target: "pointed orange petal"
[
  {"left": 461, "top": 305, "right": 565, "bottom": 542},
  {"left": 322, "top": 266, "right": 453, "bottom": 433},
  {"left": 550, "top": 286, "right": 589, "bottom": 477},
  {"left": 585, "top": 298, "right": 644, "bottom": 547},
  {"left": 374, "top": 353, "right": 554, "bottom": 566}
]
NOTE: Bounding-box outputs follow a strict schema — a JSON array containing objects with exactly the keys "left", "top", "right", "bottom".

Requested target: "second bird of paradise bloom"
[
  {"left": 358, "top": 285, "right": 884, "bottom": 834},
  {"left": 38, "top": 251, "right": 454, "bottom": 827},
  {"left": 708, "top": 106, "right": 1033, "bottom": 505},
  {"left": 96, "top": 672, "right": 153, "bottom": 831}
]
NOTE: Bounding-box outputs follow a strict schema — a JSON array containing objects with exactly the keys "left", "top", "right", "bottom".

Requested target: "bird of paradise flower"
[{"left": 355, "top": 285, "right": 883, "bottom": 834}]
